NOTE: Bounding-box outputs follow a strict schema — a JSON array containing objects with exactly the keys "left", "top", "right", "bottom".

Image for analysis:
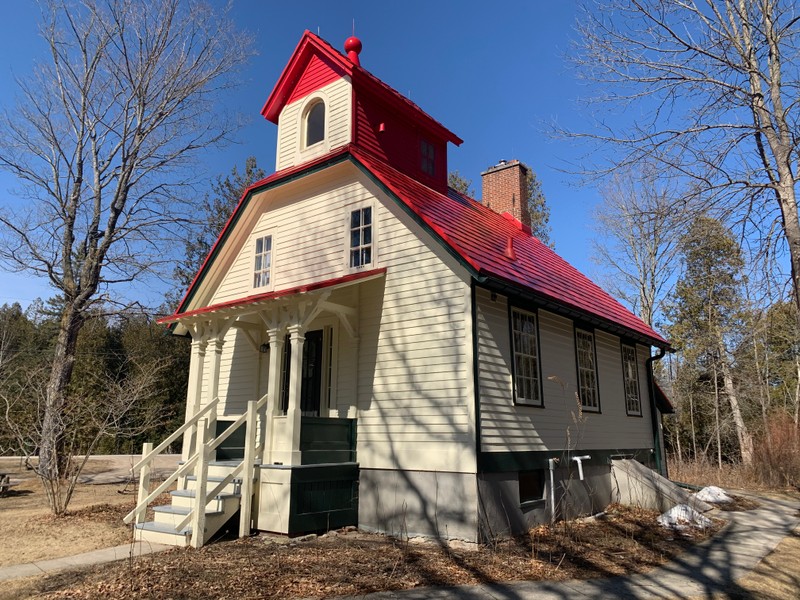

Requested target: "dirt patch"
[
  {"left": 0, "top": 457, "right": 173, "bottom": 567},
  {"left": 18, "top": 504, "right": 722, "bottom": 599}
]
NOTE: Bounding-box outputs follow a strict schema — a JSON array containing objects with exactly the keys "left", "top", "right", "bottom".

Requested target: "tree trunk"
[
  {"left": 713, "top": 362, "right": 722, "bottom": 470},
  {"left": 38, "top": 303, "right": 84, "bottom": 515},
  {"left": 719, "top": 343, "right": 754, "bottom": 466}
]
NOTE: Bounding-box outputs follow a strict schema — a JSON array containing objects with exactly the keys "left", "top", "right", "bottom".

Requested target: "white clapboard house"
[{"left": 125, "top": 31, "right": 673, "bottom": 547}]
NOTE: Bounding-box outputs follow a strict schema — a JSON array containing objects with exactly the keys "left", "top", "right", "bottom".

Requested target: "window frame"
[
  {"left": 346, "top": 203, "right": 375, "bottom": 271},
  {"left": 303, "top": 99, "right": 326, "bottom": 148},
  {"left": 518, "top": 469, "right": 546, "bottom": 509},
  {"left": 509, "top": 306, "right": 544, "bottom": 408},
  {"left": 621, "top": 343, "right": 643, "bottom": 417},
  {"left": 420, "top": 138, "right": 436, "bottom": 177},
  {"left": 252, "top": 233, "right": 274, "bottom": 290},
  {"left": 574, "top": 327, "right": 601, "bottom": 412}
]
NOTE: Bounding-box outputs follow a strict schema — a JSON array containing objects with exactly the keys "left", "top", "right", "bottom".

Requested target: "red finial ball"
[{"left": 345, "top": 36, "right": 362, "bottom": 66}]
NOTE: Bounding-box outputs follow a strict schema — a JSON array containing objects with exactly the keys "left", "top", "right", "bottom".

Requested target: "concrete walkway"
[
  {"left": 0, "top": 492, "right": 796, "bottom": 598},
  {"left": 339, "top": 493, "right": 799, "bottom": 600},
  {"left": 0, "top": 541, "right": 169, "bottom": 582}
]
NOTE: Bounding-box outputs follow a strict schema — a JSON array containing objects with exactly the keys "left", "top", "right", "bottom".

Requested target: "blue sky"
[{"left": 0, "top": 1, "right": 604, "bottom": 310}]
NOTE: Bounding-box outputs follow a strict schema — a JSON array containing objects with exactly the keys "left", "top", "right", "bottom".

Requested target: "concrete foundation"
[
  {"left": 358, "top": 468, "right": 478, "bottom": 541},
  {"left": 477, "top": 464, "right": 617, "bottom": 541}
]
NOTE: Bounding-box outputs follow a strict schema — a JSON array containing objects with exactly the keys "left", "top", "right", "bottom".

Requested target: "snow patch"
[
  {"left": 693, "top": 485, "right": 733, "bottom": 504},
  {"left": 657, "top": 504, "right": 713, "bottom": 530}
]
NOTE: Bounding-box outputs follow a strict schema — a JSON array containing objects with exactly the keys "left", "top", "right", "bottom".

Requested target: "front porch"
[{"left": 125, "top": 271, "right": 385, "bottom": 547}]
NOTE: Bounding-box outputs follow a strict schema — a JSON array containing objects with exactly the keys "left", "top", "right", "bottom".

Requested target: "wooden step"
[{"left": 134, "top": 521, "right": 192, "bottom": 547}]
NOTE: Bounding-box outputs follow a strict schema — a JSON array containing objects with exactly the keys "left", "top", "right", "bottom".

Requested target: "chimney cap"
[{"left": 481, "top": 158, "right": 526, "bottom": 176}]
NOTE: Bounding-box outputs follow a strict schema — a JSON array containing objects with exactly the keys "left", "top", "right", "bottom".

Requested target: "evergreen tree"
[
  {"left": 524, "top": 166, "right": 553, "bottom": 248},
  {"left": 667, "top": 216, "right": 753, "bottom": 465},
  {"left": 448, "top": 170, "right": 474, "bottom": 197},
  {"left": 175, "top": 157, "right": 266, "bottom": 290}
]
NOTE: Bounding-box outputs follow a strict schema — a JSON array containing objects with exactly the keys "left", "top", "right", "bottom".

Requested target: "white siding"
[
  {"left": 199, "top": 164, "right": 474, "bottom": 473},
  {"left": 476, "top": 287, "right": 654, "bottom": 454},
  {"left": 276, "top": 78, "right": 352, "bottom": 171},
  {"left": 198, "top": 328, "right": 264, "bottom": 418},
  {"left": 354, "top": 189, "right": 474, "bottom": 473}
]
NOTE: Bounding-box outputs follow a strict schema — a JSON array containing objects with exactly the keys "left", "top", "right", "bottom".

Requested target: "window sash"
[
  {"left": 253, "top": 235, "right": 272, "bottom": 288},
  {"left": 576, "top": 329, "right": 599, "bottom": 410},
  {"left": 305, "top": 101, "right": 325, "bottom": 147},
  {"left": 622, "top": 345, "right": 641, "bottom": 415},
  {"left": 420, "top": 139, "right": 435, "bottom": 176},
  {"left": 349, "top": 207, "right": 373, "bottom": 268},
  {"left": 512, "top": 308, "right": 541, "bottom": 406}
]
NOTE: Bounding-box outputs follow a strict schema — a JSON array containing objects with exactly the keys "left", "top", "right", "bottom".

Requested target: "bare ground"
[{"left": 1, "top": 456, "right": 796, "bottom": 599}]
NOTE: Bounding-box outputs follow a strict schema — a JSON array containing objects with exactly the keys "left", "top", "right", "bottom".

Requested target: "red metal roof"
[
  {"left": 172, "top": 144, "right": 667, "bottom": 346},
  {"left": 349, "top": 147, "right": 669, "bottom": 347},
  {"left": 160, "top": 267, "right": 386, "bottom": 324},
  {"left": 261, "top": 31, "right": 462, "bottom": 146}
]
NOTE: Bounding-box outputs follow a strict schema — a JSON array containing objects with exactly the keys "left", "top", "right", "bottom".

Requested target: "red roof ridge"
[{"left": 262, "top": 31, "right": 461, "bottom": 145}]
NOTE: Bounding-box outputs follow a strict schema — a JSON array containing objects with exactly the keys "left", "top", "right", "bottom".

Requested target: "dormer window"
[
  {"left": 420, "top": 139, "right": 435, "bottom": 176},
  {"left": 305, "top": 100, "right": 325, "bottom": 147}
]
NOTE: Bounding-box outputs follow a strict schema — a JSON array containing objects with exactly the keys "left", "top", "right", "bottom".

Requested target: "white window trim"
[
  {"left": 345, "top": 202, "right": 376, "bottom": 272},
  {"left": 297, "top": 91, "right": 330, "bottom": 160},
  {"left": 622, "top": 344, "right": 642, "bottom": 416},
  {"left": 511, "top": 306, "right": 543, "bottom": 407},
  {"left": 575, "top": 328, "right": 600, "bottom": 412},
  {"left": 251, "top": 231, "right": 275, "bottom": 292}
]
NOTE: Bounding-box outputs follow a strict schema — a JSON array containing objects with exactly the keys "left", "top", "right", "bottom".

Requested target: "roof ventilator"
[{"left": 504, "top": 236, "right": 516, "bottom": 261}]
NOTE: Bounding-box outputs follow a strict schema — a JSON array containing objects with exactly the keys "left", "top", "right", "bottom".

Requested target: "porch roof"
[{"left": 158, "top": 268, "right": 386, "bottom": 325}]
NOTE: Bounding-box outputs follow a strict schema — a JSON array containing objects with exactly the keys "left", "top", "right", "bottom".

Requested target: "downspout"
[{"left": 645, "top": 346, "right": 667, "bottom": 476}]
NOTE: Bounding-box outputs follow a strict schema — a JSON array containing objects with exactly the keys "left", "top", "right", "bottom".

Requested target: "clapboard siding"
[
  {"left": 355, "top": 199, "right": 473, "bottom": 472},
  {"left": 476, "top": 287, "right": 655, "bottom": 455},
  {"left": 276, "top": 77, "right": 352, "bottom": 171},
  {"left": 201, "top": 163, "right": 473, "bottom": 471}
]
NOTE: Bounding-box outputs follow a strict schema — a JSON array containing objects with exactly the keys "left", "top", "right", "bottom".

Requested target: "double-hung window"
[
  {"left": 575, "top": 328, "right": 599, "bottom": 411},
  {"left": 420, "top": 139, "right": 435, "bottom": 176},
  {"left": 253, "top": 235, "right": 273, "bottom": 288},
  {"left": 622, "top": 344, "right": 642, "bottom": 415},
  {"left": 511, "top": 308, "right": 542, "bottom": 406},
  {"left": 349, "top": 206, "right": 373, "bottom": 268}
]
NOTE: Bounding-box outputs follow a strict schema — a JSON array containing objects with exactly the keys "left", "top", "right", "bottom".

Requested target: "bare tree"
[
  {"left": 574, "top": 0, "right": 800, "bottom": 312},
  {"left": 0, "top": 0, "right": 250, "bottom": 514},
  {"left": 592, "top": 164, "right": 686, "bottom": 327}
]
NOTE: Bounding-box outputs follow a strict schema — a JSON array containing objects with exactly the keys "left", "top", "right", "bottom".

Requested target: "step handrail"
[
  {"left": 132, "top": 397, "right": 220, "bottom": 472},
  {"left": 206, "top": 393, "right": 268, "bottom": 453},
  {"left": 180, "top": 394, "right": 267, "bottom": 541},
  {"left": 175, "top": 461, "right": 245, "bottom": 533},
  {"left": 122, "top": 454, "right": 199, "bottom": 525}
]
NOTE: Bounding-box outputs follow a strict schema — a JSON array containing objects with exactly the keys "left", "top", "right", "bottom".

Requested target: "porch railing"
[{"left": 123, "top": 393, "right": 268, "bottom": 548}]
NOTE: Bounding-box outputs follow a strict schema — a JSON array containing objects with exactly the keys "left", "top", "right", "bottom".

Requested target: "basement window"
[{"left": 519, "top": 469, "right": 546, "bottom": 508}]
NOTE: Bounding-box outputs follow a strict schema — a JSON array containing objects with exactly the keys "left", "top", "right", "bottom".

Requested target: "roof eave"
[{"left": 478, "top": 272, "right": 671, "bottom": 350}]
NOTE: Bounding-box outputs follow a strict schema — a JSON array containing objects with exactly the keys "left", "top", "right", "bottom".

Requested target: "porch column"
[
  {"left": 273, "top": 324, "right": 304, "bottom": 465},
  {"left": 206, "top": 336, "right": 225, "bottom": 441},
  {"left": 262, "top": 328, "right": 284, "bottom": 464},
  {"left": 181, "top": 338, "right": 207, "bottom": 461}
]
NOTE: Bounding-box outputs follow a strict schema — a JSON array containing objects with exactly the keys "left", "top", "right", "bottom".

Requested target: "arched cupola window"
[{"left": 305, "top": 100, "right": 325, "bottom": 147}]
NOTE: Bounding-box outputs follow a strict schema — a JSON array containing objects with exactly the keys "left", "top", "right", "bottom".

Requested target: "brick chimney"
[{"left": 481, "top": 160, "right": 530, "bottom": 229}]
